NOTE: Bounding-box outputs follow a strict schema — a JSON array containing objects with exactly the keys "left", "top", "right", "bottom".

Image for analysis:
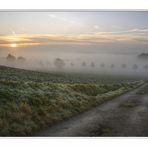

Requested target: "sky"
[{"left": 1, "top": 11, "right": 148, "bottom": 58}]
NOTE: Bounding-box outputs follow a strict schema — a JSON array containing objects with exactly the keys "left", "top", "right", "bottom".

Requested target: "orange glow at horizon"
[
  {"left": 10, "top": 43, "right": 17, "bottom": 48},
  {"left": 0, "top": 30, "right": 148, "bottom": 49}
]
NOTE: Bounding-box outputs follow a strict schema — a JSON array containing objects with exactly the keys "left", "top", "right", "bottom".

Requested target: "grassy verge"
[{"left": 0, "top": 66, "right": 145, "bottom": 136}]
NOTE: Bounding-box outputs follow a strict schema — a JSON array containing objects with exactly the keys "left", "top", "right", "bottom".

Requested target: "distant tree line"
[
  {"left": 5, "top": 54, "right": 148, "bottom": 70},
  {"left": 6, "top": 54, "right": 26, "bottom": 63}
]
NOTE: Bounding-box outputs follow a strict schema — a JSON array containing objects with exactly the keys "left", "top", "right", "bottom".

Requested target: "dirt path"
[{"left": 35, "top": 83, "right": 148, "bottom": 137}]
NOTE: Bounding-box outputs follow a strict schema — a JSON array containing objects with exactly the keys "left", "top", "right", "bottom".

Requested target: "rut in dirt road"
[{"left": 35, "top": 83, "right": 148, "bottom": 137}]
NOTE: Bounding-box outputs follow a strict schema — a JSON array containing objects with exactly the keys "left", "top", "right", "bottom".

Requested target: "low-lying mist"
[
  {"left": 1, "top": 51, "right": 148, "bottom": 78},
  {"left": 1, "top": 42, "right": 148, "bottom": 78}
]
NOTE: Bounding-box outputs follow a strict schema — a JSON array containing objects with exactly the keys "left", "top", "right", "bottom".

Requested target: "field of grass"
[{"left": 0, "top": 66, "right": 144, "bottom": 136}]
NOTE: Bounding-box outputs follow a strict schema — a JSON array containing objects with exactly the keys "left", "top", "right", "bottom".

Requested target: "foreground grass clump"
[
  {"left": 0, "top": 66, "right": 144, "bottom": 136},
  {"left": 119, "top": 100, "right": 139, "bottom": 108}
]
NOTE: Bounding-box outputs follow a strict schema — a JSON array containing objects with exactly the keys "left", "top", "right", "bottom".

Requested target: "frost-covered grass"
[
  {"left": 0, "top": 66, "right": 144, "bottom": 136},
  {"left": 120, "top": 100, "right": 139, "bottom": 108}
]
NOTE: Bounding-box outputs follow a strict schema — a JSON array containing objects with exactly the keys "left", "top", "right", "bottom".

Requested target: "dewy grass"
[
  {"left": 0, "top": 66, "right": 145, "bottom": 136},
  {"left": 120, "top": 100, "right": 139, "bottom": 108}
]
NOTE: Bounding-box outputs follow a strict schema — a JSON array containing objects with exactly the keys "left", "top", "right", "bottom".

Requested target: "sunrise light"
[{"left": 10, "top": 43, "right": 17, "bottom": 48}]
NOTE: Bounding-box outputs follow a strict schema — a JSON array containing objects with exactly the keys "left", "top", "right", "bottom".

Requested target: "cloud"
[
  {"left": 1, "top": 28, "right": 148, "bottom": 48},
  {"left": 48, "top": 14, "right": 57, "bottom": 18},
  {"left": 47, "top": 13, "right": 83, "bottom": 26},
  {"left": 94, "top": 25, "right": 100, "bottom": 30},
  {"left": 129, "top": 28, "right": 148, "bottom": 32},
  {"left": 111, "top": 25, "right": 121, "bottom": 29}
]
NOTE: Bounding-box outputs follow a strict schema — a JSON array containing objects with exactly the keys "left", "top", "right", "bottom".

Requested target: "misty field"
[{"left": 0, "top": 66, "right": 144, "bottom": 136}]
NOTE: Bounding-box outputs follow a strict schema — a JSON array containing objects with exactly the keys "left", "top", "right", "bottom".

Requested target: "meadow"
[{"left": 0, "top": 66, "right": 144, "bottom": 136}]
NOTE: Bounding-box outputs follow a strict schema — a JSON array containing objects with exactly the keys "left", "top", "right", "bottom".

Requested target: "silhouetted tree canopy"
[
  {"left": 82, "top": 61, "right": 86, "bottom": 67},
  {"left": 111, "top": 64, "right": 115, "bottom": 68},
  {"left": 122, "top": 64, "right": 126, "bottom": 68},
  {"left": 17, "top": 56, "right": 26, "bottom": 62},
  {"left": 54, "top": 58, "right": 65, "bottom": 69},
  {"left": 138, "top": 53, "right": 148, "bottom": 59},
  {"left": 90, "top": 62, "right": 95, "bottom": 67},
  {"left": 6, "top": 54, "right": 16, "bottom": 62},
  {"left": 132, "top": 64, "right": 138, "bottom": 69}
]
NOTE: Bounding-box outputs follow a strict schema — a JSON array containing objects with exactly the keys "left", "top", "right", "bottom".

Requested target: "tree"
[
  {"left": 17, "top": 56, "right": 26, "bottom": 62},
  {"left": 132, "top": 64, "right": 138, "bottom": 70},
  {"left": 100, "top": 63, "right": 105, "bottom": 68},
  {"left": 82, "top": 61, "right": 86, "bottom": 67},
  {"left": 6, "top": 54, "right": 16, "bottom": 62},
  {"left": 90, "top": 62, "right": 95, "bottom": 67},
  {"left": 121, "top": 64, "right": 126, "bottom": 69},
  {"left": 70, "top": 62, "right": 74, "bottom": 67},
  {"left": 111, "top": 64, "right": 115, "bottom": 68},
  {"left": 54, "top": 58, "right": 65, "bottom": 69}
]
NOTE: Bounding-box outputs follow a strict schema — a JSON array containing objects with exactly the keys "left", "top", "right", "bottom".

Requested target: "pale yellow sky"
[{"left": 0, "top": 11, "right": 148, "bottom": 56}]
